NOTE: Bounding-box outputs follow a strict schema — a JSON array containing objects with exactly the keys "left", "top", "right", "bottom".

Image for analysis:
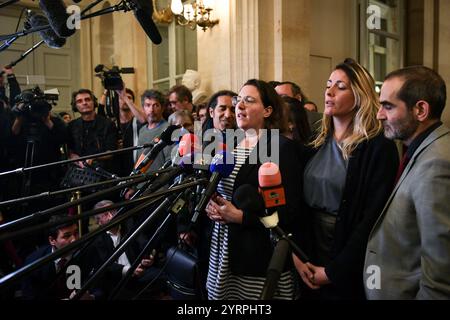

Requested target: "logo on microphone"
[{"left": 66, "top": 5, "right": 81, "bottom": 30}]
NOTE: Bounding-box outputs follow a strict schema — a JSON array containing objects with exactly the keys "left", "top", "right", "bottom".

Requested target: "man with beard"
[
  {"left": 136, "top": 89, "right": 169, "bottom": 171},
  {"left": 364, "top": 66, "right": 450, "bottom": 299}
]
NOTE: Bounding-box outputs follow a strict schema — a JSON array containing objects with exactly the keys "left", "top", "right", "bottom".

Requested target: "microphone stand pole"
[
  {"left": 0, "top": 0, "right": 19, "bottom": 9},
  {"left": 0, "top": 166, "right": 174, "bottom": 209},
  {"left": 260, "top": 238, "right": 290, "bottom": 300},
  {"left": 0, "top": 170, "right": 154, "bottom": 233},
  {"left": 0, "top": 143, "right": 153, "bottom": 178},
  {"left": 70, "top": 180, "right": 203, "bottom": 300},
  {"left": 109, "top": 188, "right": 190, "bottom": 300},
  {"left": 0, "top": 2, "right": 130, "bottom": 41},
  {"left": 0, "top": 41, "right": 44, "bottom": 76},
  {"left": 0, "top": 179, "right": 207, "bottom": 242},
  {"left": 0, "top": 192, "right": 166, "bottom": 292}
]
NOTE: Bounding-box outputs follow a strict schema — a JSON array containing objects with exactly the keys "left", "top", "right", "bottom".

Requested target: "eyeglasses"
[{"left": 231, "top": 95, "right": 257, "bottom": 107}]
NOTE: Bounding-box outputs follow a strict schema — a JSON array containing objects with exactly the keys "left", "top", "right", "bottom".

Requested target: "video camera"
[
  {"left": 95, "top": 64, "right": 135, "bottom": 91},
  {"left": 12, "top": 86, "right": 57, "bottom": 120}
]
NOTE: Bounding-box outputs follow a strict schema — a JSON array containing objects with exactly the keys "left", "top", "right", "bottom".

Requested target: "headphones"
[{"left": 71, "top": 89, "right": 99, "bottom": 112}]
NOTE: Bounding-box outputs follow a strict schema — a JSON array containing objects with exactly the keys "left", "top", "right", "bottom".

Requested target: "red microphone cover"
[{"left": 178, "top": 133, "right": 201, "bottom": 157}]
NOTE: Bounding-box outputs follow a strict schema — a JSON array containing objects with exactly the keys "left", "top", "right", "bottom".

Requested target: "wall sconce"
[{"left": 152, "top": 0, "right": 219, "bottom": 31}]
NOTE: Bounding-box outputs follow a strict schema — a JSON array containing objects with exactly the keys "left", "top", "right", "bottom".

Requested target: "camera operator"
[
  {"left": 5, "top": 87, "right": 69, "bottom": 259},
  {"left": 9, "top": 88, "right": 68, "bottom": 196},
  {"left": 68, "top": 89, "right": 118, "bottom": 173}
]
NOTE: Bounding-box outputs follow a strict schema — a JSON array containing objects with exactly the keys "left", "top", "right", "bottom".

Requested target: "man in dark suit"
[
  {"left": 364, "top": 66, "right": 450, "bottom": 299},
  {"left": 21, "top": 215, "right": 95, "bottom": 300},
  {"left": 89, "top": 200, "right": 166, "bottom": 299}
]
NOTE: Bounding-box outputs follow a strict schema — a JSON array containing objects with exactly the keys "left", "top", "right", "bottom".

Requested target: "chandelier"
[{"left": 152, "top": 0, "right": 219, "bottom": 31}]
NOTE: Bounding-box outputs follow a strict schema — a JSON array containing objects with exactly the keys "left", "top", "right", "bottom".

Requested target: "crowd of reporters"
[{"left": 0, "top": 57, "right": 449, "bottom": 300}]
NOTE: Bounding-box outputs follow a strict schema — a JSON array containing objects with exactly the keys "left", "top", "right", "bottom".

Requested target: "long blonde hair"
[{"left": 311, "top": 58, "right": 382, "bottom": 159}]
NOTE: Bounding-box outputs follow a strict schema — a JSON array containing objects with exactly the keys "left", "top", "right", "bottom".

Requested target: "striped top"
[{"left": 206, "top": 145, "right": 297, "bottom": 300}]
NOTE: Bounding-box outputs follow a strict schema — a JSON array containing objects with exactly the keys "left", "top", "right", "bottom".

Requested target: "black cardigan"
[
  {"left": 300, "top": 133, "right": 399, "bottom": 299},
  {"left": 227, "top": 134, "right": 304, "bottom": 276}
]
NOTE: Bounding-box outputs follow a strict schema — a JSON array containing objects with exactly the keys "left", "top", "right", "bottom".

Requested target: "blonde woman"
[{"left": 293, "top": 58, "right": 399, "bottom": 299}]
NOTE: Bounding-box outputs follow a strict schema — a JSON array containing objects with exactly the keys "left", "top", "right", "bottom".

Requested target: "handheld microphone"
[
  {"left": 258, "top": 162, "right": 286, "bottom": 209},
  {"left": 191, "top": 151, "right": 235, "bottom": 224},
  {"left": 27, "top": 12, "right": 66, "bottom": 49},
  {"left": 133, "top": 125, "right": 180, "bottom": 174},
  {"left": 39, "top": 0, "right": 76, "bottom": 38},
  {"left": 234, "top": 172, "right": 310, "bottom": 263},
  {"left": 127, "top": 0, "right": 162, "bottom": 45}
]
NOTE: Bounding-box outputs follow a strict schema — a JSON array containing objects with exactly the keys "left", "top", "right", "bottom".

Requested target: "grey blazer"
[{"left": 364, "top": 125, "right": 450, "bottom": 300}]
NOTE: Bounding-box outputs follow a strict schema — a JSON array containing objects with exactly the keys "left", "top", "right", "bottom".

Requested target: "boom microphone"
[
  {"left": 127, "top": 0, "right": 162, "bottom": 45},
  {"left": 39, "top": 0, "right": 76, "bottom": 38},
  {"left": 133, "top": 125, "right": 180, "bottom": 174},
  {"left": 191, "top": 151, "right": 235, "bottom": 224},
  {"left": 27, "top": 12, "right": 66, "bottom": 49}
]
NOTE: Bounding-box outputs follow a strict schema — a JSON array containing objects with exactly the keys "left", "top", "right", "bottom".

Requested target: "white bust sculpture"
[{"left": 182, "top": 69, "right": 208, "bottom": 105}]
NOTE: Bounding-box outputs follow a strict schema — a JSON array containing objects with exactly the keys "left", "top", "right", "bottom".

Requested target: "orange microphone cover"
[
  {"left": 258, "top": 162, "right": 282, "bottom": 187},
  {"left": 258, "top": 162, "right": 286, "bottom": 208}
]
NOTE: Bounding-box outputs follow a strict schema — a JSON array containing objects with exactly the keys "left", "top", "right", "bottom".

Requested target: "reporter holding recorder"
[
  {"left": 294, "top": 58, "right": 398, "bottom": 299},
  {"left": 205, "top": 79, "right": 303, "bottom": 300}
]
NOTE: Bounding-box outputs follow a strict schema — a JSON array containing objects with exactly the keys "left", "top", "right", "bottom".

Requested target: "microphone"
[
  {"left": 233, "top": 175, "right": 310, "bottom": 263},
  {"left": 133, "top": 125, "right": 180, "bottom": 174},
  {"left": 260, "top": 238, "right": 290, "bottom": 300},
  {"left": 191, "top": 151, "right": 235, "bottom": 224},
  {"left": 39, "top": 0, "right": 77, "bottom": 38},
  {"left": 127, "top": 0, "right": 162, "bottom": 45},
  {"left": 258, "top": 162, "right": 286, "bottom": 209},
  {"left": 172, "top": 133, "right": 201, "bottom": 166},
  {"left": 27, "top": 12, "right": 66, "bottom": 49}
]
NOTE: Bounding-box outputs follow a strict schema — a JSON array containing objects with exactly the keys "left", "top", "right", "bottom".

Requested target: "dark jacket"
[
  {"left": 67, "top": 115, "right": 118, "bottom": 172},
  {"left": 21, "top": 245, "right": 96, "bottom": 300},
  {"left": 227, "top": 134, "right": 305, "bottom": 276},
  {"left": 300, "top": 133, "right": 399, "bottom": 299}
]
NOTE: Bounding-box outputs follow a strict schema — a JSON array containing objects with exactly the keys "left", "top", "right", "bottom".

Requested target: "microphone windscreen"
[
  {"left": 233, "top": 184, "right": 266, "bottom": 215},
  {"left": 29, "top": 13, "right": 66, "bottom": 49},
  {"left": 258, "top": 162, "right": 285, "bottom": 208},
  {"left": 39, "top": 0, "right": 76, "bottom": 38},
  {"left": 130, "top": 0, "right": 162, "bottom": 45},
  {"left": 209, "top": 151, "right": 235, "bottom": 178},
  {"left": 258, "top": 162, "right": 282, "bottom": 187},
  {"left": 178, "top": 133, "right": 200, "bottom": 157},
  {"left": 159, "top": 124, "right": 181, "bottom": 145}
]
